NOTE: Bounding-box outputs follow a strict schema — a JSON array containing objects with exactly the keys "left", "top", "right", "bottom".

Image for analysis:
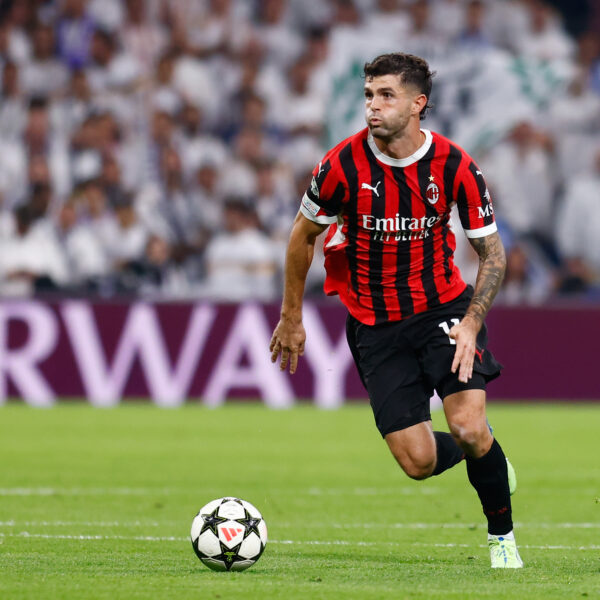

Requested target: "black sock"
[
  {"left": 465, "top": 438, "right": 513, "bottom": 535},
  {"left": 432, "top": 431, "right": 465, "bottom": 476}
]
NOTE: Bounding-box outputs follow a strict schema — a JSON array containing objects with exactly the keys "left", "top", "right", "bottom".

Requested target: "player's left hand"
[{"left": 449, "top": 316, "right": 480, "bottom": 383}]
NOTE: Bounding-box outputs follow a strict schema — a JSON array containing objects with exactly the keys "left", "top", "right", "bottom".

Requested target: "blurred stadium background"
[{"left": 0, "top": 0, "right": 598, "bottom": 405}]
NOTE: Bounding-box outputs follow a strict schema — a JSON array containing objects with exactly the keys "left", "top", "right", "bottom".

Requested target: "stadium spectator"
[
  {"left": 80, "top": 180, "right": 115, "bottom": 251},
  {"left": 254, "top": 0, "right": 303, "bottom": 69},
  {"left": 136, "top": 146, "right": 204, "bottom": 264},
  {"left": 55, "top": 0, "right": 95, "bottom": 69},
  {"left": 498, "top": 240, "right": 555, "bottom": 305},
  {"left": 574, "top": 31, "right": 600, "bottom": 95},
  {"left": 0, "top": 203, "right": 69, "bottom": 296},
  {"left": 202, "top": 198, "right": 277, "bottom": 301},
  {"left": 555, "top": 147, "right": 600, "bottom": 294},
  {"left": 55, "top": 196, "right": 110, "bottom": 284},
  {"left": 455, "top": 0, "right": 493, "bottom": 51},
  {"left": 189, "top": 158, "right": 227, "bottom": 234},
  {"left": 364, "top": 0, "right": 410, "bottom": 45},
  {"left": 86, "top": 28, "right": 141, "bottom": 94},
  {"left": 253, "top": 159, "right": 296, "bottom": 239},
  {"left": 0, "top": 1, "right": 33, "bottom": 66},
  {"left": 121, "top": 0, "right": 168, "bottom": 77},
  {"left": 478, "top": 121, "right": 556, "bottom": 247},
  {"left": 547, "top": 72, "right": 600, "bottom": 180},
  {"left": 431, "top": 0, "right": 466, "bottom": 42},
  {"left": 21, "top": 22, "right": 69, "bottom": 97},
  {"left": 402, "top": 0, "right": 447, "bottom": 59},
  {"left": 513, "top": 0, "right": 574, "bottom": 63},
  {"left": 104, "top": 190, "right": 148, "bottom": 271},
  {"left": 149, "top": 50, "right": 181, "bottom": 116},
  {"left": 0, "top": 60, "right": 25, "bottom": 140}
]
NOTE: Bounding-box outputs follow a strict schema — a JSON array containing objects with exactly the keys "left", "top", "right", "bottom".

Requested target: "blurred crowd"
[{"left": 0, "top": 0, "right": 599, "bottom": 303}]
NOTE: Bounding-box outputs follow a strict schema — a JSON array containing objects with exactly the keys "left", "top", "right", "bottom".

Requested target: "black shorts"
[{"left": 346, "top": 287, "right": 502, "bottom": 437}]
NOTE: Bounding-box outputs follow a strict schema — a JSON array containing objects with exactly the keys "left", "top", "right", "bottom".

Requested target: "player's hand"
[
  {"left": 269, "top": 317, "right": 306, "bottom": 374},
  {"left": 449, "top": 316, "right": 479, "bottom": 383}
]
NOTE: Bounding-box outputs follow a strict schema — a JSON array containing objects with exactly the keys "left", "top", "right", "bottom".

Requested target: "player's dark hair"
[{"left": 363, "top": 53, "right": 435, "bottom": 120}]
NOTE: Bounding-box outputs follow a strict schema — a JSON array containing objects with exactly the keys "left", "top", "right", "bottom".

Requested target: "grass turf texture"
[{"left": 0, "top": 404, "right": 598, "bottom": 600}]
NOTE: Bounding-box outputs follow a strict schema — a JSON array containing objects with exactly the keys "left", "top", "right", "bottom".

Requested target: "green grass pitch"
[{"left": 0, "top": 403, "right": 598, "bottom": 599}]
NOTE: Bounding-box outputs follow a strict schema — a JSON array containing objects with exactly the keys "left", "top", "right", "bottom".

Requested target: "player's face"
[{"left": 364, "top": 75, "right": 423, "bottom": 140}]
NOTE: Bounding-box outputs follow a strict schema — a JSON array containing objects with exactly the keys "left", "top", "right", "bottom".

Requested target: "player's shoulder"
[
  {"left": 429, "top": 130, "right": 474, "bottom": 162},
  {"left": 429, "top": 130, "right": 481, "bottom": 180},
  {"left": 322, "top": 128, "right": 369, "bottom": 163}
]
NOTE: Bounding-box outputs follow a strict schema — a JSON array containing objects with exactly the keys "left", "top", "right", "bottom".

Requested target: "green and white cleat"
[
  {"left": 488, "top": 533, "right": 523, "bottom": 569},
  {"left": 506, "top": 458, "right": 517, "bottom": 496}
]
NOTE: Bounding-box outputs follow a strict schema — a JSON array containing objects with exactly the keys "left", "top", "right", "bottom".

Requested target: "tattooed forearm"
[{"left": 464, "top": 231, "right": 507, "bottom": 329}]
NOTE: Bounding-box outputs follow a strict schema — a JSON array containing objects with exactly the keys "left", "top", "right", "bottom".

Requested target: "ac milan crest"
[{"left": 426, "top": 182, "right": 440, "bottom": 204}]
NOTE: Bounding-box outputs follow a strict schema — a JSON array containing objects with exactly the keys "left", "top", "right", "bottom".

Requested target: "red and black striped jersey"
[{"left": 299, "top": 128, "right": 497, "bottom": 325}]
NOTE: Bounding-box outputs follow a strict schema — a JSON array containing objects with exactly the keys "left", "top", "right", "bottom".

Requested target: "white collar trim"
[{"left": 367, "top": 129, "right": 432, "bottom": 167}]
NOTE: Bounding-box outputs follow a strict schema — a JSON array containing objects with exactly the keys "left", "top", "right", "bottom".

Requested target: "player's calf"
[
  {"left": 385, "top": 425, "right": 437, "bottom": 480},
  {"left": 398, "top": 453, "right": 436, "bottom": 480}
]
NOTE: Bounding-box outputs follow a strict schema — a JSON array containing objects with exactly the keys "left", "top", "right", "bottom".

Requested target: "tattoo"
[{"left": 466, "top": 232, "right": 507, "bottom": 328}]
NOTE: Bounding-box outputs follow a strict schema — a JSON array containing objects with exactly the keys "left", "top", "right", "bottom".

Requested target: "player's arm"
[
  {"left": 449, "top": 231, "right": 506, "bottom": 383},
  {"left": 270, "top": 212, "right": 327, "bottom": 374}
]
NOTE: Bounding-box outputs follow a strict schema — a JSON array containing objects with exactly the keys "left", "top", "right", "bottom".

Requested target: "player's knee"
[{"left": 449, "top": 420, "right": 490, "bottom": 456}]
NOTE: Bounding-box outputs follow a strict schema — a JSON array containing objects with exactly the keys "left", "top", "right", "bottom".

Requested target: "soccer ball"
[{"left": 190, "top": 497, "right": 268, "bottom": 572}]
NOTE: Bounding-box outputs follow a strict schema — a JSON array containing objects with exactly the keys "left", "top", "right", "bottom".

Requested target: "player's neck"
[{"left": 371, "top": 127, "right": 425, "bottom": 160}]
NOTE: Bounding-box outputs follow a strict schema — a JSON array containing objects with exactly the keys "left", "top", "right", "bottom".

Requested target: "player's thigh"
[
  {"left": 415, "top": 289, "right": 502, "bottom": 398},
  {"left": 443, "top": 389, "right": 492, "bottom": 456},
  {"left": 348, "top": 317, "right": 432, "bottom": 438},
  {"left": 384, "top": 420, "right": 436, "bottom": 476}
]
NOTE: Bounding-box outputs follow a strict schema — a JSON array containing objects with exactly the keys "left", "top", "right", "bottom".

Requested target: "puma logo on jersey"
[
  {"left": 476, "top": 170, "right": 484, "bottom": 177},
  {"left": 361, "top": 181, "right": 381, "bottom": 197},
  {"left": 317, "top": 162, "right": 324, "bottom": 177}
]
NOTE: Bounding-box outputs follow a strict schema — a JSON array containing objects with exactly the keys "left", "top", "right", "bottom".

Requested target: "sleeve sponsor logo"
[
  {"left": 302, "top": 195, "right": 321, "bottom": 217},
  {"left": 477, "top": 204, "right": 494, "bottom": 218}
]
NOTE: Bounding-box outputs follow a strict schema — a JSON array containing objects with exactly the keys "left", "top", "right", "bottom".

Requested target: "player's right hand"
[{"left": 269, "top": 318, "right": 306, "bottom": 374}]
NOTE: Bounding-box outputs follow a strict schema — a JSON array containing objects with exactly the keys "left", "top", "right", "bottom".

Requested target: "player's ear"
[{"left": 412, "top": 93, "right": 427, "bottom": 118}]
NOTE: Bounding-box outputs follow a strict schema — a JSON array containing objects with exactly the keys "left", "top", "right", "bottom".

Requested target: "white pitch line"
[
  {"left": 1, "top": 520, "right": 599, "bottom": 530},
  {"left": 0, "top": 520, "right": 161, "bottom": 527},
  {"left": 0, "top": 532, "right": 182, "bottom": 541},
  {"left": 330, "top": 522, "right": 600, "bottom": 530},
  {"left": 0, "top": 532, "right": 598, "bottom": 551},
  {"left": 0, "top": 488, "right": 170, "bottom": 496},
  {"left": 0, "top": 487, "right": 439, "bottom": 497},
  {"left": 307, "top": 487, "right": 440, "bottom": 496}
]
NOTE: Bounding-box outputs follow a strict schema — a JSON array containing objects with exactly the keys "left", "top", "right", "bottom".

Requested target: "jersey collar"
[{"left": 367, "top": 129, "right": 432, "bottom": 167}]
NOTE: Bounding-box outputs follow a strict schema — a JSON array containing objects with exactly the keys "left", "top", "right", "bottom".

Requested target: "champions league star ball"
[{"left": 191, "top": 497, "right": 268, "bottom": 572}]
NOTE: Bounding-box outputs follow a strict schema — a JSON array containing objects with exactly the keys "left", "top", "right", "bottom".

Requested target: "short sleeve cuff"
[
  {"left": 300, "top": 194, "right": 338, "bottom": 225},
  {"left": 464, "top": 222, "right": 497, "bottom": 238}
]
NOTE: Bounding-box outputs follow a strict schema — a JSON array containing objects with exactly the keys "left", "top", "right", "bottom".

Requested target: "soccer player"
[{"left": 270, "top": 53, "right": 523, "bottom": 568}]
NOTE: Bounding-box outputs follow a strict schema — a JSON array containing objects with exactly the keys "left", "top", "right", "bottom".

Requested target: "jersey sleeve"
[
  {"left": 299, "top": 158, "right": 346, "bottom": 225},
  {"left": 455, "top": 159, "right": 497, "bottom": 238}
]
